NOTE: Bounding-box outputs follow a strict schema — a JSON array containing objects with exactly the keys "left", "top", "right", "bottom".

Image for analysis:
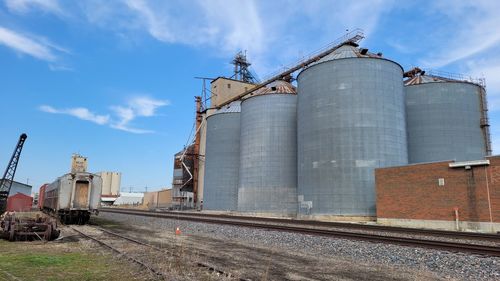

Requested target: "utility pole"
[
  {"left": 194, "top": 77, "right": 215, "bottom": 110},
  {"left": 193, "top": 96, "right": 202, "bottom": 209}
]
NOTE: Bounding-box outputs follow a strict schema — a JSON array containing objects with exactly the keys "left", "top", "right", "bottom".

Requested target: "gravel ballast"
[{"left": 99, "top": 212, "right": 500, "bottom": 281}]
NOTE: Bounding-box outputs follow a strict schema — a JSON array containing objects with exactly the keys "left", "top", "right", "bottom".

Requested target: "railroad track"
[
  {"left": 71, "top": 225, "right": 249, "bottom": 281},
  {"left": 70, "top": 226, "right": 168, "bottom": 280},
  {"left": 100, "top": 208, "right": 500, "bottom": 242},
  {"left": 99, "top": 208, "right": 500, "bottom": 257}
]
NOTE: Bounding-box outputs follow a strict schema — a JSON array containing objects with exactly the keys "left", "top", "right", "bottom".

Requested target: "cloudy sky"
[{"left": 1, "top": 0, "right": 500, "bottom": 192}]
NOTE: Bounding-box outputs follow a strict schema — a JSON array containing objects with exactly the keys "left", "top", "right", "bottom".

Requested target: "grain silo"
[
  {"left": 203, "top": 101, "right": 241, "bottom": 211},
  {"left": 96, "top": 172, "right": 121, "bottom": 196},
  {"left": 405, "top": 73, "right": 490, "bottom": 163},
  {"left": 237, "top": 80, "right": 298, "bottom": 216},
  {"left": 297, "top": 43, "right": 408, "bottom": 218}
]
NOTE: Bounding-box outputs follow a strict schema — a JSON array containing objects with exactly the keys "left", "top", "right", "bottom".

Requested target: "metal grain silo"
[
  {"left": 110, "top": 172, "right": 121, "bottom": 196},
  {"left": 405, "top": 74, "right": 489, "bottom": 163},
  {"left": 203, "top": 101, "right": 241, "bottom": 211},
  {"left": 297, "top": 43, "right": 408, "bottom": 217},
  {"left": 238, "top": 81, "right": 298, "bottom": 216}
]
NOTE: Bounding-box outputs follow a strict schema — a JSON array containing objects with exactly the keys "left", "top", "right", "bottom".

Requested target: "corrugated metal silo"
[
  {"left": 238, "top": 81, "right": 298, "bottom": 215},
  {"left": 297, "top": 43, "right": 408, "bottom": 217},
  {"left": 98, "top": 172, "right": 112, "bottom": 195},
  {"left": 405, "top": 74, "right": 488, "bottom": 163},
  {"left": 203, "top": 101, "right": 241, "bottom": 211}
]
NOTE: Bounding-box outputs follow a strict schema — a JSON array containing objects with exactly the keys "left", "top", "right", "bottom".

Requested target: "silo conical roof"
[
  {"left": 311, "top": 43, "right": 381, "bottom": 66},
  {"left": 244, "top": 80, "right": 296, "bottom": 100},
  {"left": 214, "top": 100, "right": 241, "bottom": 114},
  {"left": 258, "top": 80, "right": 296, "bottom": 95},
  {"left": 405, "top": 74, "right": 455, "bottom": 86}
]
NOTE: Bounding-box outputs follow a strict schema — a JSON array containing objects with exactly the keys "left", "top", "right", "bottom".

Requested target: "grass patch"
[
  {"left": 0, "top": 240, "right": 149, "bottom": 281},
  {"left": 7, "top": 253, "right": 78, "bottom": 266}
]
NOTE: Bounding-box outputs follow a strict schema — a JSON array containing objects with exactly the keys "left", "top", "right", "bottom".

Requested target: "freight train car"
[
  {"left": 42, "top": 173, "right": 101, "bottom": 224},
  {"left": 38, "top": 184, "right": 47, "bottom": 210}
]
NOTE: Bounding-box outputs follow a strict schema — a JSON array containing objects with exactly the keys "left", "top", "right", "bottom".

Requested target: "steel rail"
[
  {"left": 91, "top": 225, "right": 250, "bottom": 281},
  {"left": 100, "top": 208, "right": 500, "bottom": 242},
  {"left": 70, "top": 226, "right": 167, "bottom": 280},
  {"left": 99, "top": 209, "right": 500, "bottom": 257}
]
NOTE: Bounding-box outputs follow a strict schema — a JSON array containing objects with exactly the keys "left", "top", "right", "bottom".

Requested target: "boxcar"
[
  {"left": 38, "top": 184, "right": 47, "bottom": 210},
  {"left": 43, "top": 172, "right": 102, "bottom": 224}
]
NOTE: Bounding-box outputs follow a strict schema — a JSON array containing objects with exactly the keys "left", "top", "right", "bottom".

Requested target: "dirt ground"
[
  {"left": 0, "top": 216, "right": 450, "bottom": 281},
  {"left": 91, "top": 217, "right": 446, "bottom": 281}
]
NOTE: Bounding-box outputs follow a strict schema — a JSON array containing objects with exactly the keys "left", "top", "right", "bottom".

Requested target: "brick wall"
[{"left": 376, "top": 156, "right": 500, "bottom": 223}]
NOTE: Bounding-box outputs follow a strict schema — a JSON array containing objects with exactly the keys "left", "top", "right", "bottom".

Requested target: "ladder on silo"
[{"left": 477, "top": 79, "right": 492, "bottom": 155}]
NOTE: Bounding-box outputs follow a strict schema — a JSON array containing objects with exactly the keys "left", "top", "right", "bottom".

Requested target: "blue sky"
[{"left": 1, "top": 0, "right": 500, "bottom": 192}]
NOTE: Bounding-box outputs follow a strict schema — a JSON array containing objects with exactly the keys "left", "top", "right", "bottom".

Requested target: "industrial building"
[
  {"left": 96, "top": 171, "right": 121, "bottom": 205},
  {"left": 6, "top": 193, "right": 32, "bottom": 212},
  {"left": 143, "top": 188, "right": 173, "bottom": 210},
  {"left": 376, "top": 156, "right": 500, "bottom": 232},
  {"left": 173, "top": 29, "right": 494, "bottom": 228},
  {"left": 0, "top": 179, "right": 31, "bottom": 197},
  {"left": 172, "top": 146, "right": 195, "bottom": 208},
  {"left": 113, "top": 192, "right": 144, "bottom": 206},
  {"left": 0, "top": 179, "right": 33, "bottom": 212}
]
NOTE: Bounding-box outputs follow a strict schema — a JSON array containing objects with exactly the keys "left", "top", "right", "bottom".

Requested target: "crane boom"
[{"left": 0, "top": 133, "right": 28, "bottom": 213}]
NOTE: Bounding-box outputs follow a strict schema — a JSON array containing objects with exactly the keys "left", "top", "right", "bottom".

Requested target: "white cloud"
[
  {"left": 4, "top": 0, "right": 63, "bottom": 15},
  {"left": 128, "top": 96, "right": 170, "bottom": 116},
  {"left": 48, "top": 64, "right": 73, "bottom": 71},
  {"left": 197, "top": 0, "right": 264, "bottom": 53},
  {"left": 0, "top": 26, "right": 64, "bottom": 61},
  {"left": 466, "top": 59, "right": 500, "bottom": 110},
  {"left": 39, "top": 105, "right": 110, "bottom": 125},
  {"left": 419, "top": 1, "right": 500, "bottom": 68},
  {"left": 110, "top": 96, "right": 169, "bottom": 134},
  {"left": 2, "top": 0, "right": 396, "bottom": 76},
  {"left": 39, "top": 96, "right": 169, "bottom": 134},
  {"left": 124, "top": 0, "right": 176, "bottom": 43},
  {"left": 110, "top": 123, "right": 154, "bottom": 134},
  {"left": 76, "top": 1, "right": 394, "bottom": 76}
]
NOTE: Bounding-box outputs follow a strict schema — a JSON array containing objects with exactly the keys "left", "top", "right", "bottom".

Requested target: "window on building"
[{"left": 438, "top": 178, "right": 445, "bottom": 186}]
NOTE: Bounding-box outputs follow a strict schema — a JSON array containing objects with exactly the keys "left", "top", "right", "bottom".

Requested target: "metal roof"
[
  {"left": 244, "top": 80, "right": 296, "bottom": 100},
  {"left": 213, "top": 100, "right": 241, "bottom": 114},
  {"left": 404, "top": 70, "right": 485, "bottom": 87},
  {"left": 312, "top": 43, "right": 381, "bottom": 65},
  {"left": 404, "top": 75, "right": 455, "bottom": 85},
  {"left": 262, "top": 80, "right": 296, "bottom": 94}
]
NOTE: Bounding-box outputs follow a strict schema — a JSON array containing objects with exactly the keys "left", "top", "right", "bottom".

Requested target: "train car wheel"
[
  {"left": 9, "top": 221, "right": 15, "bottom": 241},
  {"left": 44, "top": 224, "right": 52, "bottom": 241}
]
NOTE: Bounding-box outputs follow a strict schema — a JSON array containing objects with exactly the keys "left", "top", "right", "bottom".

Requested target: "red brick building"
[
  {"left": 6, "top": 192, "right": 33, "bottom": 212},
  {"left": 376, "top": 156, "right": 500, "bottom": 232}
]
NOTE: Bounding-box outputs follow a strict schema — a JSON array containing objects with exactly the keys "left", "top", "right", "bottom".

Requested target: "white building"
[{"left": 113, "top": 192, "right": 143, "bottom": 205}]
